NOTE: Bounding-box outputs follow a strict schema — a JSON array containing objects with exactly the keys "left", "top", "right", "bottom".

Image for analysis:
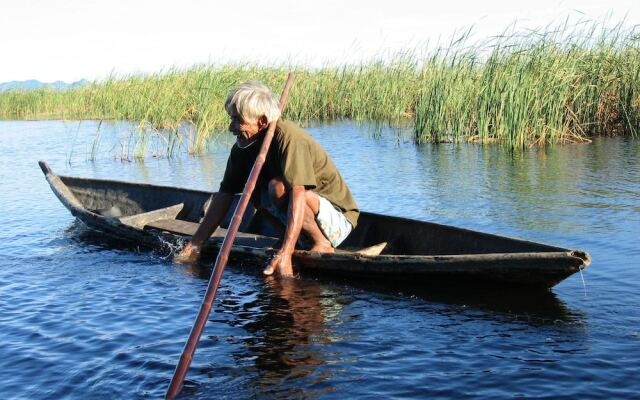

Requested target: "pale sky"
[{"left": 0, "top": 0, "right": 637, "bottom": 82}]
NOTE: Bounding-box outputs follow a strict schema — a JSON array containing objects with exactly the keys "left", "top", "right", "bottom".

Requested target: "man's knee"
[
  {"left": 268, "top": 177, "right": 287, "bottom": 205},
  {"left": 303, "top": 189, "right": 321, "bottom": 215},
  {"left": 267, "top": 178, "right": 319, "bottom": 214}
]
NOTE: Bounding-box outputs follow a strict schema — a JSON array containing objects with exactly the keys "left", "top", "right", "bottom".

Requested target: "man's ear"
[{"left": 258, "top": 115, "right": 269, "bottom": 130}]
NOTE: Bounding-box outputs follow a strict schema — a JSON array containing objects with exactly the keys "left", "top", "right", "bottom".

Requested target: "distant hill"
[{"left": 0, "top": 79, "right": 88, "bottom": 91}]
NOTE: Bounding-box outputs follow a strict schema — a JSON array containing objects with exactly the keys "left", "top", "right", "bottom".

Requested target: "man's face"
[{"left": 228, "top": 108, "right": 264, "bottom": 143}]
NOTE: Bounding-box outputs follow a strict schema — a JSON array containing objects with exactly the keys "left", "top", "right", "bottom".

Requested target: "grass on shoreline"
[{"left": 1, "top": 21, "right": 638, "bottom": 155}]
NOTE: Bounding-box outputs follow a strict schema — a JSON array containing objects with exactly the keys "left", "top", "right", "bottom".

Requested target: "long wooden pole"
[{"left": 166, "top": 73, "right": 295, "bottom": 400}]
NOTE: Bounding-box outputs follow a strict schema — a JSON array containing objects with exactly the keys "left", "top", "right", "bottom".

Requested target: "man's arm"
[
  {"left": 174, "top": 192, "right": 234, "bottom": 263},
  {"left": 264, "top": 185, "right": 306, "bottom": 277}
]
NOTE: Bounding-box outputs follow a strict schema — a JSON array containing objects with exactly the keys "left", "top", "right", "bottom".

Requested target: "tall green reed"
[{"left": 0, "top": 21, "right": 637, "bottom": 156}]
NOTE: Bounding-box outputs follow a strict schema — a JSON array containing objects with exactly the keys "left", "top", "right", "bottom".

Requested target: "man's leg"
[{"left": 268, "top": 177, "right": 334, "bottom": 253}]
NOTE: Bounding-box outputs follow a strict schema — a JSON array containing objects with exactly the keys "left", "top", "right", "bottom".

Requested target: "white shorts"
[{"left": 315, "top": 196, "right": 353, "bottom": 248}]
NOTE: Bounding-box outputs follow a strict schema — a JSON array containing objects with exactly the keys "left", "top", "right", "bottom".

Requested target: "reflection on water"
[
  {"left": 335, "top": 279, "right": 585, "bottom": 326},
  {"left": 0, "top": 120, "right": 638, "bottom": 399},
  {"left": 242, "top": 278, "right": 332, "bottom": 398}
]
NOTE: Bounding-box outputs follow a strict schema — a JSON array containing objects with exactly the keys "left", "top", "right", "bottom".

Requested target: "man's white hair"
[{"left": 225, "top": 81, "right": 281, "bottom": 123}]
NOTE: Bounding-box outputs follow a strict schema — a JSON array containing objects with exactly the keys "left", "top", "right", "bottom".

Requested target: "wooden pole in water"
[{"left": 165, "top": 73, "right": 294, "bottom": 400}]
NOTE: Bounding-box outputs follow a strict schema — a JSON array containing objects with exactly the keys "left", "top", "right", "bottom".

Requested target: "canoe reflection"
[{"left": 333, "top": 277, "right": 586, "bottom": 326}]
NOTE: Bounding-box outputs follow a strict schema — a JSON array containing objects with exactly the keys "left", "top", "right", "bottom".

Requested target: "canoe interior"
[{"left": 59, "top": 176, "right": 570, "bottom": 257}]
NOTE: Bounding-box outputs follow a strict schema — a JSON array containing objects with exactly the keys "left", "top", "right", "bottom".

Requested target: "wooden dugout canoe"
[{"left": 39, "top": 160, "right": 590, "bottom": 288}]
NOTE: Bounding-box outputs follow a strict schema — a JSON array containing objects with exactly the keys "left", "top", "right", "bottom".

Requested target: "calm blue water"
[{"left": 0, "top": 120, "right": 638, "bottom": 399}]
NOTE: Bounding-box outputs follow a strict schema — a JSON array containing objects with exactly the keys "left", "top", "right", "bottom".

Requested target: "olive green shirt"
[{"left": 219, "top": 119, "right": 359, "bottom": 228}]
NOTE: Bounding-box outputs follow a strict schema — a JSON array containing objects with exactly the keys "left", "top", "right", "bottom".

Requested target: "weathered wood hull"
[{"left": 39, "top": 161, "right": 590, "bottom": 288}]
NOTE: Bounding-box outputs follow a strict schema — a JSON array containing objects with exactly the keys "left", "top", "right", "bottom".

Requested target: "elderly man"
[{"left": 177, "top": 81, "right": 359, "bottom": 277}]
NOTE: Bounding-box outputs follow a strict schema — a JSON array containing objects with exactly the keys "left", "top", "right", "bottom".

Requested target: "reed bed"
[{"left": 0, "top": 21, "right": 638, "bottom": 154}]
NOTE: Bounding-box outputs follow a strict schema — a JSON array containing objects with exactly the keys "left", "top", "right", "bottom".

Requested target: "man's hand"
[
  {"left": 263, "top": 252, "right": 294, "bottom": 277},
  {"left": 174, "top": 242, "right": 201, "bottom": 264}
]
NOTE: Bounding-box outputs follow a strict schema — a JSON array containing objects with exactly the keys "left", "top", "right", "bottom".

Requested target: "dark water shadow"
[{"left": 334, "top": 277, "right": 586, "bottom": 327}]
